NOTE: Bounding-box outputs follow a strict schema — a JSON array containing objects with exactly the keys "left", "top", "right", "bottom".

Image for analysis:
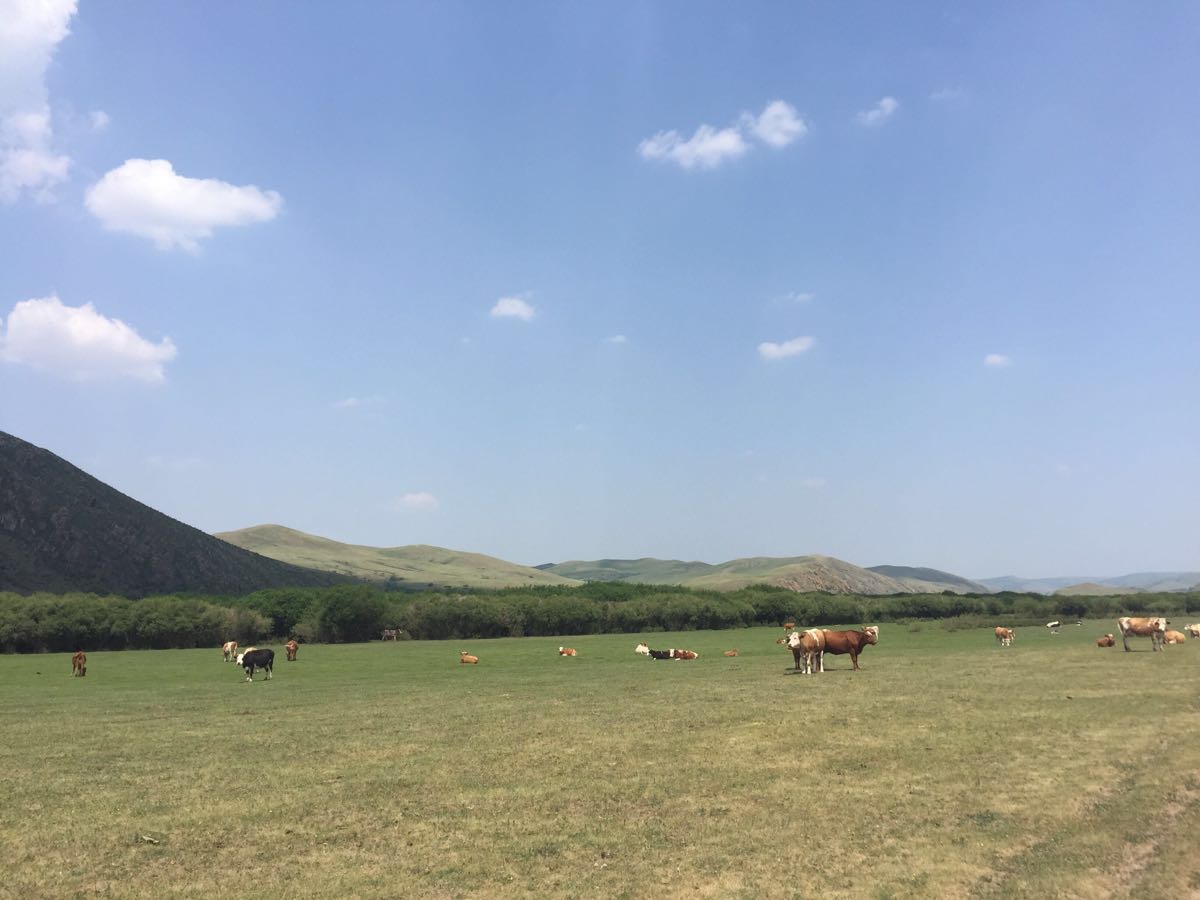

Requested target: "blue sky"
[{"left": 2, "top": 1, "right": 1198, "bottom": 578}]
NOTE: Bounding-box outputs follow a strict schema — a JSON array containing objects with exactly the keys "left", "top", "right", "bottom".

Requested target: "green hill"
[
  {"left": 216, "top": 525, "right": 583, "bottom": 589},
  {"left": 1054, "top": 582, "right": 1142, "bottom": 596},
  {"left": 0, "top": 431, "right": 344, "bottom": 597},
  {"left": 867, "top": 565, "right": 991, "bottom": 594},
  {"left": 682, "top": 555, "right": 912, "bottom": 593},
  {"left": 536, "top": 557, "right": 717, "bottom": 584}
]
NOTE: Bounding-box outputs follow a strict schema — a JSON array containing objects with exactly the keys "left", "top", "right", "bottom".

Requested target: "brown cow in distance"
[
  {"left": 1096, "top": 634, "right": 1116, "bottom": 647},
  {"left": 787, "top": 628, "right": 825, "bottom": 674},
  {"left": 71, "top": 650, "right": 87, "bottom": 677},
  {"left": 1164, "top": 630, "right": 1187, "bottom": 645},
  {"left": 1117, "top": 617, "right": 1168, "bottom": 652},
  {"left": 285, "top": 640, "right": 299, "bottom": 661},
  {"left": 994, "top": 627, "right": 1014, "bottom": 646},
  {"left": 820, "top": 626, "right": 879, "bottom": 671}
]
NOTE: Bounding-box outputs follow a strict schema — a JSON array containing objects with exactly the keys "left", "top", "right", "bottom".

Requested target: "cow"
[
  {"left": 460, "top": 651, "right": 479, "bottom": 664},
  {"left": 235, "top": 646, "right": 257, "bottom": 667},
  {"left": 782, "top": 622, "right": 796, "bottom": 631},
  {"left": 644, "top": 647, "right": 697, "bottom": 660},
  {"left": 381, "top": 629, "right": 401, "bottom": 641},
  {"left": 819, "top": 626, "right": 879, "bottom": 671},
  {"left": 994, "top": 627, "right": 1014, "bottom": 647},
  {"left": 787, "top": 628, "right": 825, "bottom": 674},
  {"left": 723, "top": 649, "right": 739, "bottom": 657},
  {"left": 1117, "top": 616, "right": 1168, "bottom": 652},
  {"left": 558, "top": 647, "right": 578, "bottom": 657},
  {"left": 241, "top": 648, "right": 274, "bottom": 682},
  {"left": 1096, "top": 634, "right": 1116, "bottom": 647},
  {"left": 285, "top": 639, "right": 299, "bottom": 661},
  {"left": 71, "top": 650, "right": 87, "bottom": 677},
  {"left": 774, "top": 636, "right": 789, "bottom": 645},
  {"left": 222, "top": 640, "right": 238, "bottom": 662},
  {"left": 674, "top": 649, "right": 698, "bottom": 660},
  {"left": 634, "top": 643, "right": 650, "bottom": 655},
  {"left": 1185, "top": 624, "right": 1200, "bottom": 639},
  {"left": 1046, "top": 621, "right": 1061, "bottom": 634},
  {"left": 1163, "top": 630, "right": 1187, "bottom": 645}
]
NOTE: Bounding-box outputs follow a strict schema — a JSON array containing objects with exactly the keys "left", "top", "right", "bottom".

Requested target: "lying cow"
[
  {"left": 1096, "top": 634, "right": 1116, "bottom": 647},
  {"left": 787, "top": 628, "right": 825, "bottom": 674},
  {"left": 285, "top": 640, "right": 299, "bottom": 661},
  {"left": 646, "top": 647, "right": 697, "bottom": 660},
  {"left": 1117, "top": 616, "right": 1168, "bottom": 652},
  {"left": 723, "top": 649, "right": 739, "bottom": 657},
  {"left": 820, "top": 626, "right": 879, "bottom": 671},
  {"left": 634, "top": 642, "right": 650, "bottom": 656},
  {"left": 558, "top": 647, "right": 578, "bottom": 657},
  {"left": 222, "top": 640, "right": 238, "bottom": 662},
  {"left": 994, "top": 627, "right": 1014, "bottom": 646},
  {"left": 1186, "top": 624, "right": 1200, "bottom": 639},
  {"left": 241, "top": 648, "right": 274, "bottom": 682},
  {"left": 72, "top": 650, "right": 87, "bottom": 677},
  {"left": 1164, "top": 630, "right": 1187, "bottom": 645},
  {"left": 460, "top": 651, "right": 479, "bottom": 664}
]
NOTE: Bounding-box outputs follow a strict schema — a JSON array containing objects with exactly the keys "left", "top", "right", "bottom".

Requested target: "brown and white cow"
[
  {"left": 787, "top": 628, "right": 825, "bottom": 674},
  {"left": 723, "top": 649, "right": 739, "bottom": 657},
  {"left": 222, "top": 640, "right": 238, "bottom": 662},
  {"left": 71, "top": 650, "right": 87, "bottom": 677},
  {"left": 1185, "top": 624, "right": 1200, "bottom": 639},
  {"left": 1117, "top": 617, "right": 1168, "bottom": 652},
  {"left": 819, "top": 626, "right": 879, "bottom": 671},
  {"left": 460, "top": 651, "right": 479, "bottom": 664},
  {"left": 558, "top": 646, "right": 578, "bottom": 656},
  {"left": 285, "top": 639, "right": 299, "bottom": 661},
  {"left": 1096, "top": 634, "right": 1115, "bottom": 647},
  {"left": 1163, "top": 630, "right": 1187, "bottom": 645},
  {"left": 994, "top": 627, "right": 1014, "bottom": 647}
]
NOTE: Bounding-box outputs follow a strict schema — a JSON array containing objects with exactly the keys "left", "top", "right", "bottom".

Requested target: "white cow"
[{"left": 1117, "top": 617, "right": 1168, "bottom": 652}]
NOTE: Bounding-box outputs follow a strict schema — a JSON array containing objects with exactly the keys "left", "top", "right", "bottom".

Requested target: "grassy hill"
[
  {"left": 867, "top": 565, "right": 991, "bottom": 594},
  {"left": 0, "top": 431, "right": 343, "bottom": 596},
  {"left": 216, "top": 524, "right": 583, "bottom": 589},
  {"left": 1055, "top": 582, "right": 1143, "bottom": 596},
  {"left": 536, "top": 557, "right": 717, "bottom": 584}
]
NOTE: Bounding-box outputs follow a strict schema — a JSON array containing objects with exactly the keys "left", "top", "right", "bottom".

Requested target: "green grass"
[{"left": 2, "top": 622, "right": 1198, "bottom": 898}]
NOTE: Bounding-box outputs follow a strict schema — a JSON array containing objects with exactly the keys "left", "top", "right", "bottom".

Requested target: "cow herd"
[{"left": 65, "top": 615, "right": 1198, "bottom": 681}]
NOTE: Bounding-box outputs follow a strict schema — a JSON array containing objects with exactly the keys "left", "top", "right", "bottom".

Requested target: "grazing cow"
[
  {"left": 994, "top": 627, "right": 1014, "bottom": 647},
  {"left": 1163, "top": 630, "right": 1187, "bottom": 645},
  {"left": 558, "top": 647, "right": 578, "bottom": 656},
  {"left": 787, "top": 628, "right": 825, "bottom": 674},
  {"left": 222, "top": 640, "right": 238, "bottom": 662},
  {"left": 381, "top": 629, "right": 401, "bottom": 641},
  {"left": 71, "top": 650, "right": 87, "bottom": 677},
  {"left": 819, "top": 626, "right": 879, "bottom": 671},
  {"left": 285, "top": 639, "right": 299, "bottom": 661},
  {"left": 1117, "top": 617, "right": 1168, "bottom": 652},
  {"left": 460, "top": 651, "right": 479, "bottom": 664},
  {"left": 723, "top": 649, "right": 739, "bottom": 657},
  {"left": 1096, "top": 634, "right": 1116, "bottom": 647},
  {"left": 241, "top": 648, "right": 274, "bottom": 682},
  {"left": 1046, "top": 621, "right": 1061, "bottom": 634},
  {"left": 1185, "top": 624, "right": 1200, "bottom": 639}
]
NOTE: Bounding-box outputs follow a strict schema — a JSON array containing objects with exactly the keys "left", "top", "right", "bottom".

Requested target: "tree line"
[{"left": 2, "top": 581, "right": 1198, "bottom": 653}]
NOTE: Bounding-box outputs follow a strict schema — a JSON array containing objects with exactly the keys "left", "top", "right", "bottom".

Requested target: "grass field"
[{"left": 2, "top": 622, "right": 1199, "bottom": 899}]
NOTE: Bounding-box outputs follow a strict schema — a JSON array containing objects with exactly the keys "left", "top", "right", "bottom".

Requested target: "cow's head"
[
  {"left": 863, "top": 626, "right": 879, "bottom": 644},
  {"left": 787, "top": 631, "right": 803, "bottom": 648},
  {"left": 634, "top": 643, "right": 650, "bottom": 655}
]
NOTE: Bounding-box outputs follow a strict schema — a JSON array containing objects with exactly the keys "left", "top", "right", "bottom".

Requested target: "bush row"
[{"left": 2, "top": 583, "right": 1198, "bottom": 652}]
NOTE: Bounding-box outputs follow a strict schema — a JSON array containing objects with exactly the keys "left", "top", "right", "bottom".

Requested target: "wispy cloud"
[
  {"left": 984, "top": 353, "right": 1011, "bottom": 367},
  {"left": 639, "top": 99, "right": 806, "bottom": 170},
  {"left": 491, "top": 295, "right": 535, "bottom": 321},
  {"left": 89, "top": 109, "right": 110, "bottom": 131},
  {"left": 0, "top": 294, "right": 176, "bottom": 382},
  {"left": 758, "top": 336, "right": 815, "bottom": 360},
  {"left": 0, "top": 0, "right": 76, "bottom": 203},
  {"left": 334, "top": 395, "right": 385, "bottom": 410},
  {"left": 85, "top": 158, "right": 283, "bottom": 251},
  {"left": 774, "top": 291, "right": 815, "bottom": 305},
  {"left": 856, "top": 96, "right": 899, "bottom": 127},
  {"left": 605, "top": 334, "right": 628, "bottom": 344},
  {"left": 930, "top": 87, "right": 966, "bottom": 102},
  {"left": 395, "top": 491, "right": 439, "bottom": 512}
]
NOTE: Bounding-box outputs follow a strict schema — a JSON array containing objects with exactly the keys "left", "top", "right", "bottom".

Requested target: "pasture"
[{"left": 1, "top": 622, "right": 1198, "bottom": 898}]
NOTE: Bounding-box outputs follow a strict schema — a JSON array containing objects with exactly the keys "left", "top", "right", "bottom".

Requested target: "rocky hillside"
[{"left": 0, "top": 431, "right": 344, "bottom": 596}]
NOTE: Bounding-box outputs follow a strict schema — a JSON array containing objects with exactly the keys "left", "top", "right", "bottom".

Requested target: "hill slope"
[
  {"left": 536, "top": 558, "right": 718, "bottom": 584},
  {"left": 216, "top": 525, "right": 583, "bottom": 589},
  {"left": 867, "top": 565, "right": 991, "bottom": 594},
  {"left": 681, "top": 555, "right": 914, "bottom": 593},
  {"left": 0, "top": 431, "right": 344, "bottom": 596}
]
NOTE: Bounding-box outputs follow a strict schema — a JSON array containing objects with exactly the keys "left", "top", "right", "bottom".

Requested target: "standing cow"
[
  {"left": 994, "top": 627, "right": 1014, "bottom": 647},
  {"left": 241, "top": 648, "right": 274, "bottom": 682},
  {"left": 820, "top": 626, "right": 879, "bottom": 671},
  {"left": 285, "top": 640, "right": 299, "bottom": 661},
  {"left": 71, "top": 650, "right": 87, "bottom": 677},
  {"left": 1117, "top": 617, "right": 1168, "bottom": 652},
  {"left": 787, "top": 628, "right": 825, "bottom": 674}
]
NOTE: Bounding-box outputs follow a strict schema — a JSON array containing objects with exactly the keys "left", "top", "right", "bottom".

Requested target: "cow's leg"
[
  {"left": 850, "top": 651, "right": 860, "bottom": 671},
  {"left": 1122, "top": 633, "right": 1131, "bottom": 652},
  {"left": 266, "top": 667, "right": 272, "bottom": 680}
]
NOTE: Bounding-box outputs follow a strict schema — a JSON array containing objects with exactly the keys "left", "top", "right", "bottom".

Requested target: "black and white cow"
[{"left": 241, "top": 648, "right": 274, "bottom": 682}]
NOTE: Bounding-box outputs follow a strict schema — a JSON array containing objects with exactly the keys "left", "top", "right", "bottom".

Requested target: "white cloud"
[
  {"left": 89, "top": 109, "right": 110, "bottom": 131},
  {"left": 930, "top": 87, "right": 966, "bottom": 102},
  {"left": 984, "top": 353, "right": 1011, "bottom": 367},
  {"left": 0, "top": 294, "right": 177, "bottom": 382},
  {"left": 746, "top": 100, "right": 807, "bottom": 147},
  {"left": 857, "top": 96, "right": 899, "bottom": 127},
  {"left": 605, "top": 334, "right": 628, "bottom": 344},
  {"left": 758, "top": 336, "right": 815, "bottom": 360},
  {"left": 491, "top": 295, "right": 535, "bottom": 321},
  {"left": 775, "top": 291, "right": 815, "bottom": 305},
  {"left": 334, "top": 395, "right": 384, "bottom": 410},
  {"left": 639, "top": 99, "right": 806, "bottom": 170},
  {"left": 638, "top": 124, "right": 748, "bottom": 170},
  {"left": 84, "top": 159, "right": 283, "bottom": 251},
  {"left": 0, "top": 0, "right": 77, "bottom": 203},
  {"left": 396, "top": 491, "right": 439, "bottom": 512}
]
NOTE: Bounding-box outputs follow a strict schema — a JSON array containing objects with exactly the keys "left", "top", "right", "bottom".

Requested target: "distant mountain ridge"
[
  {"left": 981, "top": 572, "right": 1200, "bottom": 594},
  {"left": 216, "top": 525, "right": 583, "bottom": 589},
  {"left": 0, "top": 431, "right": 343, "bottom": 596}
]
